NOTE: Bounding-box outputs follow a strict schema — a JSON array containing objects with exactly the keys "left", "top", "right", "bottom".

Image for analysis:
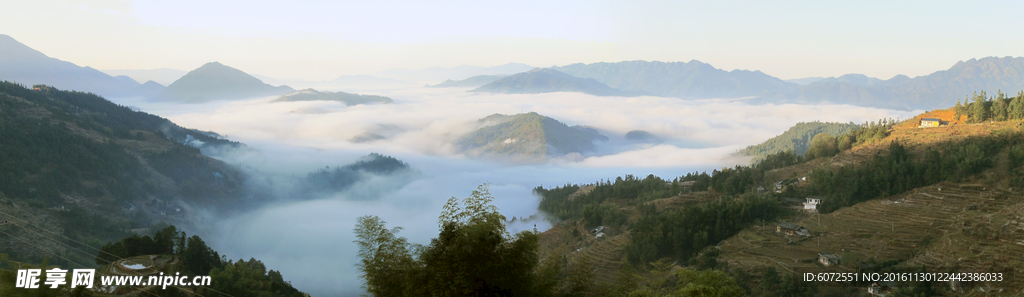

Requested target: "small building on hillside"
[
  {"left": 756, "top": 186, "right": 766, "bottom": 195},
  {"left": 592, "top": 226, "right": 605, "bottom": 234},
  {"left": 818, "top": 253, "right": 840, "bottom": 266},
  {"left": 919, "top": 118, "right": 942, "bottom": 128},
  {"left": 803, "top": 196, "right": 824, "bottom": 213},
  {"left": 776, "top": 222, "right": 810, "bottom": 236}
]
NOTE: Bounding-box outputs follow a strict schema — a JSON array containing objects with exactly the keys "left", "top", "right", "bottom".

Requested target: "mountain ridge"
[
  {"left": 427, "top": 74, "right": 509, "bottom": 88},
  {"left": 472, "top": 68, "right": 646, "bottom": 97},
  {"left": 154, "top": 62, "right": 294, "bottom": 103},
  {"left": 0, "top": 34, "right": 144, "bottom": 98}
]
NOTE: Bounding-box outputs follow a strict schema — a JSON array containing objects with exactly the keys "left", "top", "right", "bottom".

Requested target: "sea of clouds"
[{"left": 115, "top": 84, "right": 919, "bottom": 296}]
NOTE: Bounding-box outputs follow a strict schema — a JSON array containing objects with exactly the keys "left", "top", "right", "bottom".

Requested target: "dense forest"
[
  {"left": 0, "top": 81, "right": 254, "bottom": 267},
  {"left": 534, "top": 149, "right": 805, "bottom": 267},
  {"left": 0, "top": 82, "right": 247, "bottom": 207},
  {"left": 954, "top": 90, "right": 1024, "bottom": 123}
]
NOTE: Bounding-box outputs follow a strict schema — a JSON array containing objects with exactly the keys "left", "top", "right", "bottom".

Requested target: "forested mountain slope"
[
  {"left": 0, "top": 81, "right": 248, "bottom": 266},
  {"left": 530, "top": 96, "right": 1024, "bottom": 296}
]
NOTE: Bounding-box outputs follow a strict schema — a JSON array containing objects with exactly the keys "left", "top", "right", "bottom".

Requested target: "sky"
[{"left": 4, "top": 0, "right": 1023, "bottom": 81}]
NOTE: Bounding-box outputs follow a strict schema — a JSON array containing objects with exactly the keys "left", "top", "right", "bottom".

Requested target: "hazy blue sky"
[{"left": 4, "top": 0, "right": 1022, "bottom": 80}]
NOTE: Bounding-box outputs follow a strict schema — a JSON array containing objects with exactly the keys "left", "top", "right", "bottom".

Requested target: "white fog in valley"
[{"left": 112, "top": 86, "right": 918, "bottom": 296}]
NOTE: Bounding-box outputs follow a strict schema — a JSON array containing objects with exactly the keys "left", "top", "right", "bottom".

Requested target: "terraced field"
[
  {"left": 718, "top": 183, "right": 1024, "bottom": 294},
  {"left": 568, "top": 233, "right": 630, "bottom": 284}
]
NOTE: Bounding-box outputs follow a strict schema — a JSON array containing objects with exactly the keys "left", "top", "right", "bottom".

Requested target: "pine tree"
[
  {"left": 1010, "top": 92, "right": 1024, "bottom": 120},
  {"left": 970, "top": 91, "right": 989, "bottom": 123},
  {"left": 993, "top": 96, "right": 1009, "bottom": 121}
]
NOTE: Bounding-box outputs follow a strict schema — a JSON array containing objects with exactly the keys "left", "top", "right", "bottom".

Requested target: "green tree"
[
  {"left": 353, "top": 216, "right": 416, "bottom": 297},
  {"left": 354, "top": 185, "right": 546, "bottom": 296},
  {"left": 804, "top": 133, "right": 838, "bottom": 159},
  {"left": 969, "top": 91, "right": 989, "bottom": 123},
  {"left": 673, "top": 269, "right": 746, "bottom": 297},
  {"left": 181, "top": 235, "right": 223, "bottom": 275},
  {"left": 153, "top": 225, "right": 179, "bottom": 255},
  {"left": 201, "top": 258, "right": 305, "bottom": 297},
  {"left": 992, "top": 95, "right": 1009, "bottom": 121},
  {"left": 1009, "top": 92, "right": 1024, "bottom": 120}
]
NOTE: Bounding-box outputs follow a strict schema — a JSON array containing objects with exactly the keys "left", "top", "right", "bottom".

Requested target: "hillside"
[
  {"left": 472, "top": 68, "right": 646, "bottom": 97},
  {"left": 427, "top": 74, "right": 508, "bottom": 88},
  {"left": 719, "top": 109, "right": 1024, "bottom": 294},
  {"left": 154, "top": 62, "right": 294, "bottom": 103},
  {"left": 532, "top": 102, "right": 1024, "bottom": 295},
  {"left": 0, "top": 34, "right": 149, "bottom": 98},
  {"left": 0, "top": 81, "right": 254, "bottom": 268},
  {"left": 272, "top": 88, "right": 393, "bottom": 105},
  {"left": 739, "top": 121, "right": 860, "bottom": 160},
  {"left": 457, "top": 112, "right": 608, "bottom": 161}
]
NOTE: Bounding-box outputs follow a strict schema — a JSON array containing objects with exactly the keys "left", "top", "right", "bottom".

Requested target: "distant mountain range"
[
  {"left": 784, "top": 77, "right": 825, "bottom": 85},
  {"left": 5, "top": 33, "right": 1024, "bottom": 110},
  {"left": 553, "top": 60, "right": 795, "bottom": 99},
  {"left": 0, "top": 34, "right": 163, "bottom": 98},
  {"left": 153, "top": 62, "right": 294, "bottom": 103},
  {"left": 102, "top": 68, "right": 188, "bottom": 86},
  {"left": 554, "top": 58, "right": 1024, "bottom": 110},
  {"left": 273, "top": 88, "right": 393, "bottom": 105},
  {"left": 458, "top": 112, "right": 608, "bottom": 161},
  {"left": 375, "top": 62, "right": 535, "bottom": 83},
  {"left": 471, "top": 68, "right": 647, "bottom": 97},
  {"left": 427, "top": 74, "right": 508, "bottom": 88}
]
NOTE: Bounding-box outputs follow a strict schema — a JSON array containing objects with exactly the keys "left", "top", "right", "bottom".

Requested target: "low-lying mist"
[{"left": 113, "top": 86, "right": 919, "bottom": 296}]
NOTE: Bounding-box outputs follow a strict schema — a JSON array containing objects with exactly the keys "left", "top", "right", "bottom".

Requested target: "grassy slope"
[{"left": 720, "top": 109, "right": 1024, "bottom": 287}]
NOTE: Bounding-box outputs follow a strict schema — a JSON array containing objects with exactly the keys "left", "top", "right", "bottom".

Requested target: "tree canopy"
[{"left": 354, "top": 185, "right": 546, "bottom": 296}]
